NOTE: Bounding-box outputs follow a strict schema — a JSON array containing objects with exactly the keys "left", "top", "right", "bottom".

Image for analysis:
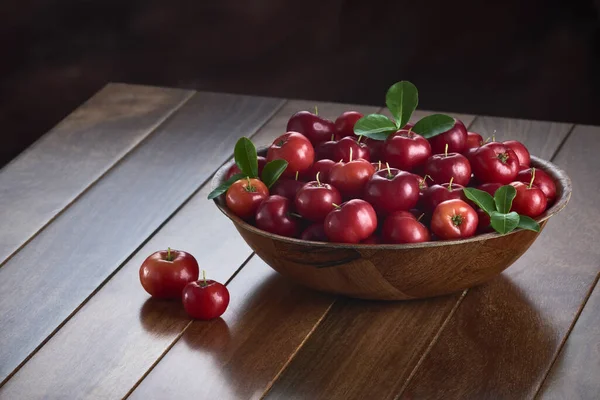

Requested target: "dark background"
[{"left": 1, "top": 0, "right": 599, "bottom": 167}]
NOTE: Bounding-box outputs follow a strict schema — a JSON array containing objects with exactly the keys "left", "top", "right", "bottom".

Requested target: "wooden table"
[{"left": 0, "top": 84, "right": 598, "bottom": 400}]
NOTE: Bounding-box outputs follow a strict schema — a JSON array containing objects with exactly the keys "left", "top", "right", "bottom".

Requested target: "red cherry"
[
  {"left": 271, "top": 178, "right": 306, "bottom": 200},
  {"left": 295, "top": 179, "right": 342, "bottom": 221},
  {"left": 333, "top": 136, "right": 370, "bottom": 162},
  {"left": 431, "top": 199, "right": 478, "bottom": 239},
  {"left": 383, "top": 129, "right": 432, "bottom": 171},
  {"left": 139, "top": 249, "right": 199, "bottom": 299},
  {"left": 471, "top": 142, "right": 520, "bottom": 184},
  {"left": 300, "top": 223, "right": 328, "bottom": 242},
  {"left": 382, "top": 213, "right": 430, "bottom": 244},
  {"left": 421, "top": 180, "right": 467, "bottom": 213},
  {"left": 476, "top": 209, "right": 492, "bottom": 233},
  {"left": 226, "top": 156, "right": 267, "bottom": 180},
  {"left": 335, "top": 111, "right": 363, "bottom": 138},
  {"left": 287, "top": 111, "right": 335, "bottom": 146},
  {"left": 360, "top": 235, "right": 382, "bottom": 244},
  {"left": 182, "top": 275, "right": 230, "bottom": 320},
  {"left": 225, "top": 178, "right": 269, "bottom": 219},
  {"left": 510, "top": 181, "right": 547, "bottom": 218},
  {"left": 267, "top": 132, "right": 315, "bottom": 177},
  {"left": 477, "top": 182, "right": 503, "bottom": 196},
  {"left": 503, "top": 140, "right": 531, "bottom": 167},
  {"left": 304, "top": 159, "right": 336, "bottom": 183},
  {"left": 423, "top": 148, "right": 472, "bottom": 186},
  {"left": 428, "top": 119, "right": 468, "bottom": 154},
  {"left": 363, "top": 167, "right": 420, "bottom": 215},
  {"left": 324, "top": 199, "right": 378, "bottom": 243},
  {"left": 329, "top": 158, "right": 376, "bottom": 199},
  {"left": 465, "top": 132, "right": 484, "bottom": 149},
  {"left": 364, "top": 137, "right": 385, "bottom": 162},
  {"left": 516, "top": 167, "right": 556, "bottom": 203},
  {"left": 255, "top": 195, "right": 300, "bottom": 237}
]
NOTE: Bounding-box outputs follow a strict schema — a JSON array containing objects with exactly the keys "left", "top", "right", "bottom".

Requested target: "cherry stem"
[
  {"left": 289, "top": 212, "right": 303, "bottom": 218},
  {"left": 444, "top": 143, "right": 449, "bottom": 157},
  {"left": 295, "top": 171, "right": 299, "bottom": 181},
  {"left": 378, "top": 160, "right": 382, "bottom": 171},
  {"left": 349, "top": 147, "right": 353, "bottom": 162},
  {"left": 316, "top": 171, "right": 322, "bottom": 186},
  {"left": 386, "top": 162, "right": 393, "bottom": 179},
  {"left": 448, "top": 177, "right": 454, "bottom": 191},
  {"left": 407, "top": 127, "right": 413, "bottom": 135},
  {"left": 357, "top": 135, "right": 363, "bottom": 143},
  {"left": 529, "top": 167, "right": 536, "bottom": 189},
  {"left": 314, "top": 105, "right": 318, "bottom": 116},
  {"left": 492, "top": 130, "right": 496, "bottom": 142},
  {"left": 331, "top": 133, "right": 335, "bottom": 141},
  {"left": 332, "top": 202, "right": 341, "bottom": 209},
  {"left": 423, "top": 174, "right": 433, "bottom": 182},
  {"left": 166, "top": 247, "right": 173, "bottom": 261},
  {"left": 417, "top": 213, "right": 425, "bottom": 222},
  {"left": 202, "top": 270, "right": 207, "bottom": 287}
]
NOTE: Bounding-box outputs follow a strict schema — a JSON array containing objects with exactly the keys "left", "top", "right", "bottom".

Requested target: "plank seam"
[
  {"left": 0, "top": 88, "right": 196, "bottom": 270},
  {"left": 0, "top": 96, "right": 287, "bottom": 388}
]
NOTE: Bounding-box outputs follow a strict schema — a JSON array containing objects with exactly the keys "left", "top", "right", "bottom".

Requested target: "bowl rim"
[{"left": 211, "top": 150, "right": 572, "bottom": 249}]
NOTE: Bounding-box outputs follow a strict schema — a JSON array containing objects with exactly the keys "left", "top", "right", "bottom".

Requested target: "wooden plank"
[
  {"left": 0, "top": 83, "right": 194, "bottom": 265},
  {"left": 264, "top": 118, "right": 572, "bottom": 400},
  {"left": 0, "top": 91, "right": 283, "bottom": 384},
  {"left": 402, "top": 123, "right": 600, "bottom": 400},
  {"left": 0, "top": 100, "right": 378, "bottom": 398},
  {"left": 128, "top": 256, "right": 334, "bottom": 400}
]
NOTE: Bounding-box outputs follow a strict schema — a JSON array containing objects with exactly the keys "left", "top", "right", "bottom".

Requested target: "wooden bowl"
[{"left": 211, "top": 154, "right": 571, "bottom": 300}]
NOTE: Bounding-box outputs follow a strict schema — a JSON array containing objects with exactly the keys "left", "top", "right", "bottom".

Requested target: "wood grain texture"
[
  {"left": 0, "top": 83, "right": 194, "bottom": 265},
  {"left": 129, "top": 256, "right": 334, "bottom": 400},
  {"left": 264, "top": 118, "right": 572, "bottom": 399},
  {"left": 0, "top": 91, "right": 283, "bottom": 384},
  {"left": 401, "top": 123, "right": 600, "bottom": 400},
  {"left": 0, "top": 100, "right": 376, "bottom": 398}
]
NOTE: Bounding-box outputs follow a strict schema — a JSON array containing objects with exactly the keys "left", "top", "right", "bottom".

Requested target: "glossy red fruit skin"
[
  {"left": 431, "top": 199, "right": 478, "bottom": 239},
  {"left": 476, "top": 208, "right": 492, "bottom": 233},
  {"left": 287, "top": 111, "right": 335, "bottom": 146},
  {"left": 324, "top": 199, "right": 378, "bottom": 243},
  {"left": 304, "top": 159, "right": 335, "bottom": 183},
  {"left": 428, "top": 119, "right": 468, "bottom": 154},
  {"left": 332, "top": 136, "right": 370, "bottom": 162},
  {"left": 382, "top": 213, "right": 431, "bottom": 244},
  {"left": 182, "top": 280, "right": 230, "bottom": 320},
  {"left": 363, "top": 168, "right": 420, "bottom": 215},
  {"left": 315, "top": 139, "right": 337, "bottom": 161},
  {"left": 503, "top": 140, "right": 531, "bottom": 167},
  {"left": 471, "top": 142, "right": 520, "bottom": 184},
  {"left": 226, "top": 157, "right": 267, "bottom": 180},
  {"left": 139, "top": 250, "right": 199, "bottom": 299},
  {"left": 360, "top": 235, "right": 381, "bottom": 244},
  {"left": 383, "top": 129, "right": 432, "bottom": 171},
  {"left": 421, "top": 183, "right": 467, "bottom": 213},
  {"left": 329, "top": 159, "right": 376, "bottom": 199},
  {"left": 477, "top": 182, "right": 503, "bottom": 196},
  {"left": 225, "top": 178, "right": 269, "bottom": 219},
  {"left": 466, "top": 132, "right": 484, "bottom": 149},
  {"left": 424, "top": 152, "right": 471, "bottom": 186},
  {"left": 510, "top": 182, "right": 548, "bottom": 218},
  {"left": 295, "top": 181, "right": 342, "bottom": 221},
  {"left": 516, "top": 167, "right": 556, "bottom": 203},
  {"left": 335, "top": 111, "right": 363, "bottom": 138},
  {"left": 300, "top": 223, "right": 328, "bottom": 242},
  {"left": 364, "top": 137, "right": 385, "bottom": 162},
  {"left": 255, "top": 195, "right": 300, "bottom": 237},
  {"left": 271, "top": 178, "right": 306, "bottom": 200},
  {"left": 267, "top": 132, "right": 315, "bottom": 177}
]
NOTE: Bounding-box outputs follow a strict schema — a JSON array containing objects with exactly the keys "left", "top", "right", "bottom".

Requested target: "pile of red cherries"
[{"left": 223, "top": 110, "right": 556, "bottom": 244}]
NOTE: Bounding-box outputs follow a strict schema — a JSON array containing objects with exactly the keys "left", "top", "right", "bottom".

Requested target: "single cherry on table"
[
  {"left": 287, "top": 110, "right": 336, "bottom": 146},
  {"left": 267, "top": 132, "right": 315, "bottom": 178},
  {"left": 139, "top": 248, "right": 199, "bottom": 299},
  {"left": 182, "top": 271, "right": 230, "bottom": 320}
]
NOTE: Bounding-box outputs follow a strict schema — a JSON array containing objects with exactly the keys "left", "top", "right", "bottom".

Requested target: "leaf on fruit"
[
  {"left": 490, "top": 211, "right": 520, "bottom": 234},
  {"left": 234, "top": 137, "right": 258, "bottom": 178},
  {"left": 207, "top": 173, "right": 246, "bottom": 200},
  {"left": 261, "top": 159, "right": 289, "bottom": 188},
  {"left": 353, "top": 114, "right": 398, "bottom": 141},
  {"left": 463, "top": 188, "right": 496, "bottom": 215},
  {"left": 411, "top": 114, "right": 455, "bottom": 139},
  {"left": 516, "top": 215, "right": 541, "bottom": 232},
  {"left": 385, "top": 81, "right": 418, "bottom": 129},
  {"left": 494, "top": 185, "right": 517, "bottom": 214}
]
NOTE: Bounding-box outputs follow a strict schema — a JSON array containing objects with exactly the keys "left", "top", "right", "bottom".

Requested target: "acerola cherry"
[
  {"left": 226, "top": 156, "right": 268, "bottom": 180},
  {"left": 324, "top": 199, "right": 378, "bottom": 243},
  {"left": 510, "top": 171, "right": 548, "bottom": 217},
  {"left": 255, "top": 195, "right": 300, "bottom": 237},
  {"left": 421, "top": 179, "right": 467, "bottom": 213},
  {"left": 329, "top": 150, "right": 376, "bottom": 199},
  {"left": 333, "top": 136, "right": 370, "bottom": 162},
  {"left": 287, "top": 111, "right": 335, "bottom": 146},
  {"left": 364, "top": 137, "right": 385, "bottom": 162},
  {"left": 383, "top": 129, "right": 432, "bottom": 171},
  {"left": 139, "top": 249, "right": 199, "bottom": 299},
  {"left": 516, "top": 167, "right": 556, "bottom": 203},
  {"left": 364, "top": 165, "right": 420, "bottom": 215},
  {"left": 300, "top": 223, "right": 328, "bottom": 242},
  {"left": 382, "top": 212, "right": 430, "bottom": 243},
  {"left": 361, "top": 235, "right": 382, "bottom": 244},
  {"left": 466, "top": 132, "right": 484, "bottom": 149},
  {"left": 477, "top": 182, "right": 503, "bottom": 196},
  {"left": 295, "top": 174, "right": 342, "bottom": 221},
  {"left": 503, "top": 140, "right": 531, "bottom": 167},
  {"left": 476, "top": 209, "right": 492, "bottom": 233},
  {"left": 335, "top": 111, "right": 363, "bottom": 138},
  {"left": 267, "top": 132, "right": 315, "bottom": 177},
  {"left": 304, "top": 159, "right": 336, "bottom": 182},
  {"left": 182, "top": 272, "right": 230, "bottom": 320},
  {"left": 271, "top": 174, "right": 306, "bottom": 200},
  {"left": 315, "top": 134, "right": 337, "bottom": 160},
  {"left": 431, "top": 199, "right": 478, "bottom": 240},
  {"left": 428, "top": 119, "right": 468, "bottom": 154},
  {"left": 424, "top": 145, "right": 472, "bottom": 186},
  {"left": 225, "top": 178, "right": 269, "bottom": 219},
  {"left": 471, "top": 142, "right": 520, "bottom": 184}
]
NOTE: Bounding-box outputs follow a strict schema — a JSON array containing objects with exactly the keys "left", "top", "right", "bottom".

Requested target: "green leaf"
[
  {"left": 353, "top": 114, "right": 398, "bottom": 141},
  {"left": 261, "top": 159, "right": 288, "bottom": 188},
  {"left": 385, "top": 81, "right": 418, "bottom": 129},
  {"left": 494, "top": 185, "right": 517, "bottom": 214},
  {"left": 411, "top": 114, "right": 455, "bottom": 139},
  {"left": 234, "top": 137, "right": 258, "bottom": 178},
  {"left": 463, "top": 188, "right": 496, "bottom": 215},
  {"left": 207, "top": 173, "right": 245, "bottom": 200},
  {"left": 490, "top": 211, "right": 520, "bottom": 234},
  {"left": 517, "top": 215, "right": 541, "bottom": 232}
]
